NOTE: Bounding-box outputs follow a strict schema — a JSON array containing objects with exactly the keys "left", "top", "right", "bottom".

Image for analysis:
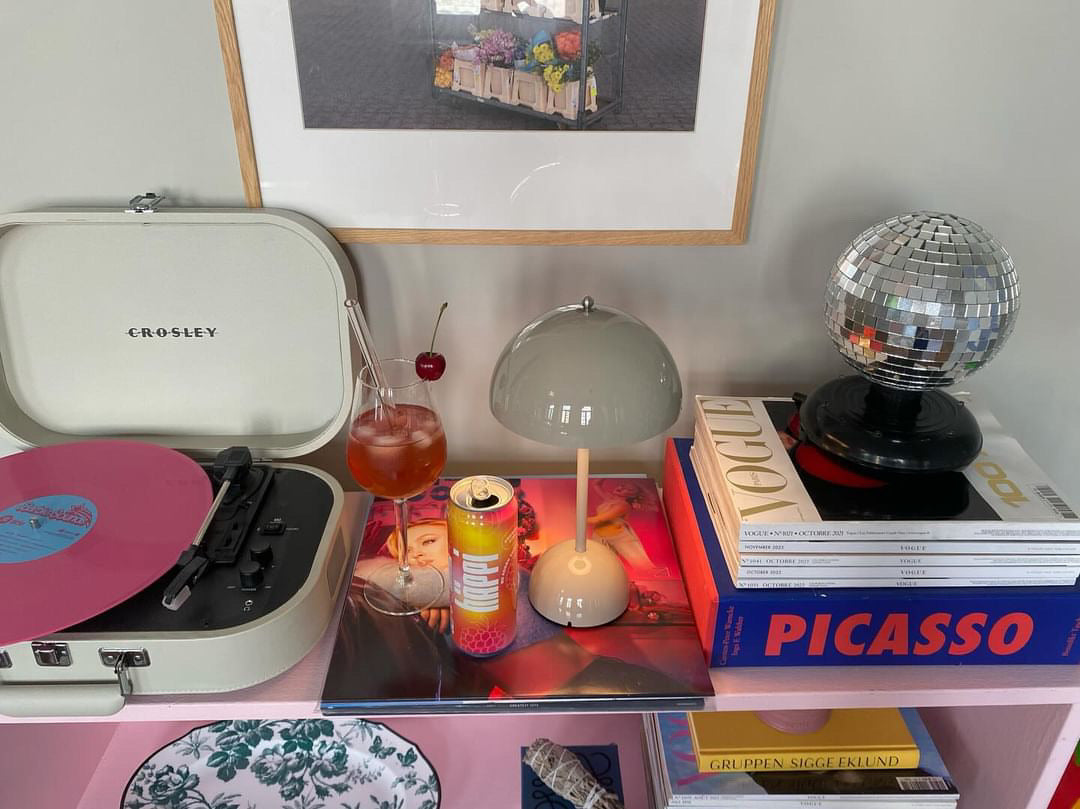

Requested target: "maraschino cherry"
[{"left": 415, "top": 301, "right": 448, "bottom": 381}]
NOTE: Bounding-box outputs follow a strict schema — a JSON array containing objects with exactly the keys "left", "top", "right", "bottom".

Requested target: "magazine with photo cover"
[{"left": 320, "top": 476, "right": 713, "bottom": 714}]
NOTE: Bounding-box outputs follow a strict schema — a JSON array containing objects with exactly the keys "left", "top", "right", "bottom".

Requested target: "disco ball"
[{"left": 825, "top": 211, "right": 1020, "bottom": 391}]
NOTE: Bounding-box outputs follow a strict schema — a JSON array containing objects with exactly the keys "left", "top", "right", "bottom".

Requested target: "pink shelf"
[
  {"left": 15, "top": 628, "right": 1080, "bottom": 725},
  {"left": 65, "top": 714, "right": 648, "bottom": 809},
  {"left": 5, "top": 494, "right": 1080, "bottom": 808},
  {"left": 8, "top": 493, "right": 1080, "bottom": 725},
  {"left": 0, "top": 723, "right": 120, "bottom": 808},
  {"left": 5, "top": 708, "right": 1072, "bottom": 809},
  {"left": 5, "top": 707, "right": 1070, "bottom": 809},
  {"left": 923, "top": 702, "right": 1080, "bottom": 809}
]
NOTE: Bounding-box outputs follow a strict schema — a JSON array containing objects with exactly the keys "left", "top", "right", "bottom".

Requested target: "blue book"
[{"left": 665, "top": 437, "right": 1080, "bottom": 666}]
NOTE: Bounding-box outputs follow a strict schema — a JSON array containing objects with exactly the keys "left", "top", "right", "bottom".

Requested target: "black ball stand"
[{"left": 799, "top": 376, "right": 982, "bottom": 474}]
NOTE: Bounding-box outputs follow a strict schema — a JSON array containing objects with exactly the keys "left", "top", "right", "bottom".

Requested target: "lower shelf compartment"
[
  {"left": 922, "top": 702, "right": 1080, "bottom": 809},
  {"left": 1, "top": 713, "right": 648, "bottom": 809},
  {"left": 3, "top": 705, "right": 1078, "bottom": 809},
  {"left": 1, "top": 722, "right": 120, "bottom": 808}
]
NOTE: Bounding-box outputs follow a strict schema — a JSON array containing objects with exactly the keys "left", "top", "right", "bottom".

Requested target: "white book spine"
[
  {"left": 739, "top": 539, "right": 1080, "bottom": 554},
  {"left": 733, "top": 577, "right": 1078, "bottom": 589},
  {"left": 670, "top": 801, "right": 953, "bottom": 808},
  {"left": 738, "top": 521, "right": 1080, "bottom": 542},
  {"left": 738, "top": 553, "right": 1080, "bottom": 566},
  {"left": 737, "top": 565, "right": 1080, "bottom": 579},
  {"left": 670, "top": 801, "right": 951, "bottom": 808}
]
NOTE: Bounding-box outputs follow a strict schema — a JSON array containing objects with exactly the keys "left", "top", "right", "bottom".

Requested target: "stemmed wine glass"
[{"left": 346, "top": 358, "right": 448, "bottom": 615}]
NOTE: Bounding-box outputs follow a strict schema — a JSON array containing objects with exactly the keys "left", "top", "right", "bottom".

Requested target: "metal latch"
[
  {"left": 100, "top": 649, "right": 150, "bottom": 697},
  {"left": 32, "top": 642, "right": 71, "bottom": 667},
  {"left": 124, "top": 192, "right": 165, "bottom": 214}
]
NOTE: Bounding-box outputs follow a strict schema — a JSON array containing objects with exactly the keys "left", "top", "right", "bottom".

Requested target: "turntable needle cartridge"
[{"left": 162, "top": 446, "right": 253, "bottom": 610}]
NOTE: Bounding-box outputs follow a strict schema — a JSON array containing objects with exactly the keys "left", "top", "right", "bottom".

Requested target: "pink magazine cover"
[{"left": 321, "top": 476, "right": 713, "bottom": 713}]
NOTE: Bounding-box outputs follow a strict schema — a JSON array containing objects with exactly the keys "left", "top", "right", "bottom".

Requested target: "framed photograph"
[{"left": 215, "top": 0, "right": 774, "bottom": 244}]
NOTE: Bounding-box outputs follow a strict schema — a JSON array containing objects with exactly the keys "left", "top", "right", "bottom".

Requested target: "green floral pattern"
[{"left": 124, "top": 719, "right": 439, "bottom": 809}]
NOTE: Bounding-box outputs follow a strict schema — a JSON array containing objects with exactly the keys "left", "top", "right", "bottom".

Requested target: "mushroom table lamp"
[{"left": 490, "top": 296, "right": 682, "bottom": 627}]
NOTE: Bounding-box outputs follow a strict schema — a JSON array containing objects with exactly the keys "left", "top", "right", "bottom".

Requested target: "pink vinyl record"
[{"left": 0, "top": 440, "right": 212, "bottom": 645}]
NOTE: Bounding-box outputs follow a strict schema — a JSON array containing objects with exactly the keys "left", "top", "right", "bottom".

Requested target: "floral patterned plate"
[{"left": 122, "top": 719, "right": 440, "bottom": 809}]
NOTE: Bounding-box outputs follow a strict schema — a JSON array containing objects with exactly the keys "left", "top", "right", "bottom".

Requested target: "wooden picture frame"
[{"left": 214, "top": 0, "right": 775, "bottom": 245}]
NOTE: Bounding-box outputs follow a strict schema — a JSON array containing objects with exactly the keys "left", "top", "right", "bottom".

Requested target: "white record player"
[{"left": 0, "top": 195, "right": 365, "bottom": 717}]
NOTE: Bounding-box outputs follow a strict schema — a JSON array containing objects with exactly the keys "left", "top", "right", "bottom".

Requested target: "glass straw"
[{"left": 344, "top": 299, "right": 393, "bottom": 408}]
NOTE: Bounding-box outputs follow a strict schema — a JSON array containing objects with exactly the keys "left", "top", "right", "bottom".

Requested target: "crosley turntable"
[{"left": 0, "top": 195, "right": 366, "bottom": 716}]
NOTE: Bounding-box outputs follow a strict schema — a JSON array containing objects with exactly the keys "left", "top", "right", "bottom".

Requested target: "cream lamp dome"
[
  {"left": 490, "top": 296, "right": 682, "bottom": 627},
  {"left": 490, "top": 296, "right": 682, "bottom": 449}
]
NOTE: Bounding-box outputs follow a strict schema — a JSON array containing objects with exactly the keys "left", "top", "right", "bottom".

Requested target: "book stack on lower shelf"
[
  {"left": 645, "top": 709, "right": 959, "bottom": 809},
  {"left": 691, "top": 395, "right": 1080, "bottom": 589}
]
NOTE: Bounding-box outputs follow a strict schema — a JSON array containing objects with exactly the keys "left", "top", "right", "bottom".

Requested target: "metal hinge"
[
  {"left": 100, "top": 649, "right": 151, "bottom": 697},
  {"left": 125, "top": 192, "right": 165, "bottom": 214},
  {"left": 32, "top": 641, "right": 71, "bottom": 667},
  {"left": 99, "top": 648, "right": 151, "bottom": 668}
]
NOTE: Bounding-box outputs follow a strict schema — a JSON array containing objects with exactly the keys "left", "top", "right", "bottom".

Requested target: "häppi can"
[{"left": 447, "top": 476, "right": 518, "bottom": 656}]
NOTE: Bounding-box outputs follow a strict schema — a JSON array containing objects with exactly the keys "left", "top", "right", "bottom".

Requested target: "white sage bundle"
[{"left": 523, "top": 738, "right": 624, "bottom": 809}]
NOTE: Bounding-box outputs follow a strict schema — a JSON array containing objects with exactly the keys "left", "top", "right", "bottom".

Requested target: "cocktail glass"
[{"left": 347, "top": 358, "right": 447, "bottom": 615}]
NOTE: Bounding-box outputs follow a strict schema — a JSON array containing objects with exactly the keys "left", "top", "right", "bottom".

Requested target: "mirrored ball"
[{"left": 825, "top": 212, "right": 1020, "bottom": 390}]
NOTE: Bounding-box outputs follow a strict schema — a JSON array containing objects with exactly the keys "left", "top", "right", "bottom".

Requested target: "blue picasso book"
[
  {"left": 647, "top": 710, "right": 958, "bottom": 806},
  {"left": 665, "top": 437, "right": 1080, "bottom": 666}
]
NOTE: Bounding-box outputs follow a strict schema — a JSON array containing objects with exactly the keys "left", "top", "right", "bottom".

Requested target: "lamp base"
[
  {"left": 800, "top": 376, "right": 982, "bottom": 474},
  {"left": 528, "top": 538, "right": 630, "bottom": 627}
]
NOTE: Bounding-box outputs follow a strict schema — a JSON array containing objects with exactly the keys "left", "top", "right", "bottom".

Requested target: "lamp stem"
[{"left": 575, "top": 447, "right": 589, "bottom": 554}]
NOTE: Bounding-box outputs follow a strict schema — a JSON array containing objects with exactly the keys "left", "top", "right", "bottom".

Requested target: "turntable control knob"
[
  {"left": 249, "top": 539, "right": 273, "bottom": 565},
  {"left": 239, "top": 560, "right": 263, "bottom": 590}
]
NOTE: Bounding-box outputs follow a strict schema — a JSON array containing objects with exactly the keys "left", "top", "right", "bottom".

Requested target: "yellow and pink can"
[{"left": 447, "top": 476, "right": 518, "bottom": 656}]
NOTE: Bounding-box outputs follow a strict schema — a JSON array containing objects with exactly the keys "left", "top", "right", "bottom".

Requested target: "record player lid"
[{"left": 0, "top": 203, "right": 357, "bottom": 459}]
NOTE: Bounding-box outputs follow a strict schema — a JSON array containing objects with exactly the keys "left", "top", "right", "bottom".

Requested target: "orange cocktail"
[
  {"left": 347, "top": 403, "right": 446, "bottom": 499},
  {"left": 347, "top": 358, "right": 447, "bottom": 616}
]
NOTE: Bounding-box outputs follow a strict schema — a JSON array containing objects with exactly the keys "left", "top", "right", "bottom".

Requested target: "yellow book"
[{"left": 688, "top": 708, "right": 919, "bottom": 773}]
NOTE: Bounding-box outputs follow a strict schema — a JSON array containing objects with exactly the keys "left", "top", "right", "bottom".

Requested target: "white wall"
[{"left": 2, "top": 1, "right": 1079, "bottom": 499}]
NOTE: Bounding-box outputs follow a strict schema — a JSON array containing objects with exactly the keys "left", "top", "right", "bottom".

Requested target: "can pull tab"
[{"left": 469, "top": 478, "right": 499, "bottom": 508}]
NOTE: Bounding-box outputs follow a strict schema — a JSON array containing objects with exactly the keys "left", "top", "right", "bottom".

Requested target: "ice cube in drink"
[{"left": 346, "top": 404, "right": 447, "bottom": 499}]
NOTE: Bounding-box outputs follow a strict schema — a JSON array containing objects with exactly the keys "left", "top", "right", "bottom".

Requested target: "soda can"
[{"left": 447, "top": 475, "right": 518, "bottom": 656}]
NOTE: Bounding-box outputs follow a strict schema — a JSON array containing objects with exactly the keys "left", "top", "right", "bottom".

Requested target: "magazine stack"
[
  {"left": 691, "top": 395, "right": 1080, "bottom": 589},
  {"left": 644, "top": 709, "right": 960, "bottom": 809}
]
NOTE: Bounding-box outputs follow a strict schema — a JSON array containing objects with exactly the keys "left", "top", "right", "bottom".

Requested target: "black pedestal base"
[{"left": 799, "top": 376, "right": 982, "bottom": 474}]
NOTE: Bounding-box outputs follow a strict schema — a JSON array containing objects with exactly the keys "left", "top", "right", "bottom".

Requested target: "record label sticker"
[{"left": 0, "top": 495, "right": 98, "bottom": 563}]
